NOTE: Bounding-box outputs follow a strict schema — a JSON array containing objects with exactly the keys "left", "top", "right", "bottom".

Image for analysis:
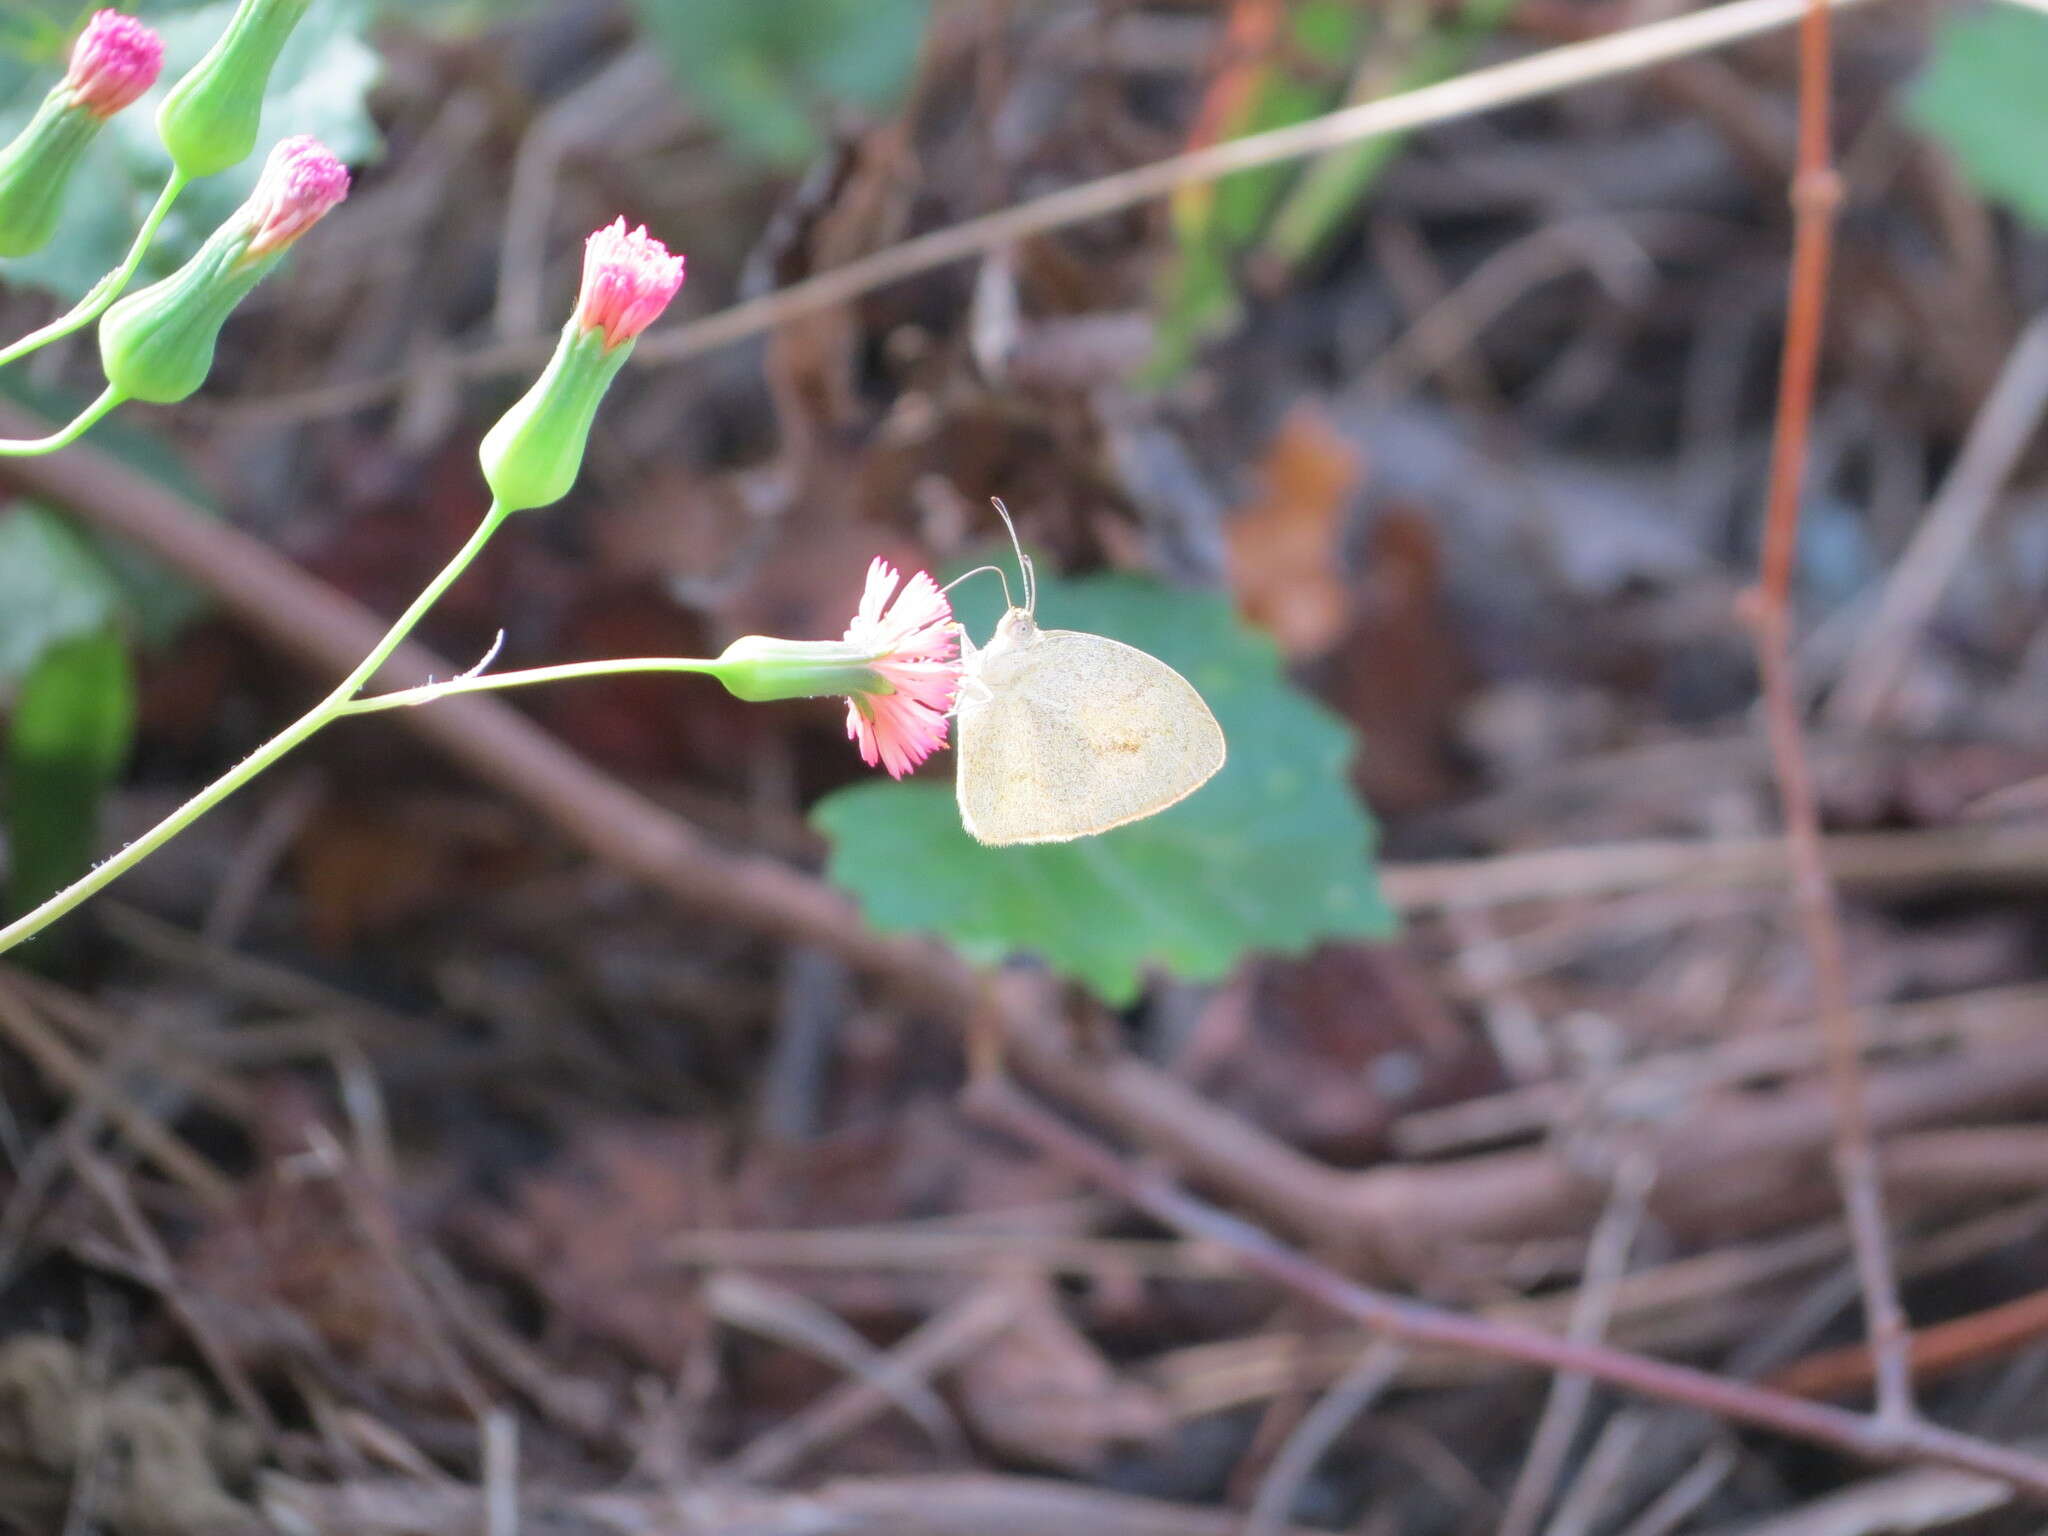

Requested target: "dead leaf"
[
  {"left": 953, "top": 1274, "right": 1170, "bottom": 1474},
  {"left": 455, "top": 1120, "right": 721, "bottom": 1373},
  {"left": 1226, "top": 403, "right": 1362, "bottom": 659},
  {"left": 180, "top": 1082, "right": 443, "bottom": 1403},
  {"left": 1324, "top": 505, "right": 1472, "bottom": 812}
]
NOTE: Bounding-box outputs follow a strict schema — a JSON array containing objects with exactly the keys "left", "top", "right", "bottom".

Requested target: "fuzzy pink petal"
[
  {"left": 575, "top": 218, "right": 685, "bottom": 349},
  {"left": 839, "top": 559, "right": 961, "bottom": 776},
  {"left": 66, "top": 10, "right": 162, "bottom": 119},
  {"left": 243, "top": 136, "right": 350, "bottom": 256}
]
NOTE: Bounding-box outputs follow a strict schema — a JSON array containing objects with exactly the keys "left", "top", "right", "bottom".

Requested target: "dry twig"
[
  {"left": 1828, "top": 312, "right": 2048, "bottom": 728},
  {"left": 963, "top": 1077, "right": 2048, "bottom": 1497},
  {"left": 225, "top": 0, "right": 1888, "bottom": 422},
  {"left": 1740, "top": 0, "right": 1912, "bottom": 1426}
]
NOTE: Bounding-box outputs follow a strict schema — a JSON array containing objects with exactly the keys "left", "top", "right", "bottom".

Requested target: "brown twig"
[
  {"left": 259, "top": 1470, "right": 1338, "bottom": 1536},
  {"left": 1769, "top": 1287, "right": 2048, "bottom": 1403},
  {"left": 216, "top": 0, "right": 1886, "bottom": 424},
  {"left": 1495, "top": 1154, "right": 1655, "bottom": 1536},
  {"left": 1828, "top": 312, "right": 2048, "bottom": 728},
  {"left": 962, "top": 1077, "right": 2048, "bottom": 1497},
  {"left": 1741, "top": 0, "right": 1914, "bottom": 1425}
]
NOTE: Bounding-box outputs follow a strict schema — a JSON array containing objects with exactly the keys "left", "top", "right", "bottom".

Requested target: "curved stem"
[
  {"left": 340, "top": 655, "right": 721, "bottom": 714},
  {"left": 0, "top": 172, "right": 189, "bottom": 372},
  {"left": 0, "top": 500, "right": 515, "bottom": 955},
  {"left": 0, "top": 386, "right": 125, "bottom": 455}
]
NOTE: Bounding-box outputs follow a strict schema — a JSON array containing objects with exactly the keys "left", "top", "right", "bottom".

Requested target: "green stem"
[
  {"left": 339, "top": 655, "right": 721, "bottom": 715},
  {"left": 0, "top": 500, "right": 515, "bottom": 955},
  {"left": 0, "top": 170, "right": 189, "bottom": 371},
  {"left": 0, "top": 385, "right": 125, "bottom": 455}
]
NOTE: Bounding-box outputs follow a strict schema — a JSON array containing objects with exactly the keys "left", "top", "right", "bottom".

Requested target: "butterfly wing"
[{"left": 956, "top": 628, "right": 1226, "bottom": 846}]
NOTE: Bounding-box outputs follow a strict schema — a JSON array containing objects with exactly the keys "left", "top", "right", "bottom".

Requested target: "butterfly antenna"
[
  {"left": 940, "top": 563, "right": 1012, "bottom": 609},
  {"left": 990, "top": 496, "right": 1034, "bottom": 615}
]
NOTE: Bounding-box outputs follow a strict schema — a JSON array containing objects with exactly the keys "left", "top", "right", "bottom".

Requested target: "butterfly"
[{"left": 953, "top": 501, "right": 1226, "bottom": 846}]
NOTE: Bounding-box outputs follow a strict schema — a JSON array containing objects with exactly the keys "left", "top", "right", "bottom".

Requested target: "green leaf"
[
  {"left": 0, "top": 503, "right": 124, "bottom": 679},
  {"left": 0, "top": 0, "right": 383, "bottom": 302},
  {"left": 1144, "top": 0, "right": 1366, "bottom": 385},
  {"left": 1909, "top": 2, "right": 2048, "bottom": 231},
  {"left": 813, "top": 569, "right": 1393, "bottom": 1004},
  {"left": 626, "top": 0, "right": 929, "bottom": 165},
  {"left": 3, "top": 624, "right": 136, "bottom": 925}
]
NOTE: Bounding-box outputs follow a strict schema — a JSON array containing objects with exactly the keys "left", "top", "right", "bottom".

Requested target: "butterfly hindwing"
[{"left": 956, "top": 627, "right": 1225, "bottom": 846}]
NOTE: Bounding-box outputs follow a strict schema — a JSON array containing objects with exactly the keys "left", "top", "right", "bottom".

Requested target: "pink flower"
[
  {"left": 574, "top": 218, "right": 685, "bottom": 349},
  {"left": 843, "top": 557, "right": 961, "bottom": 778},
  {"left": 65, "top": 10, "right": 163, "bottom": 119},
  {"left": 242, "top": 135, "right": 351, "bottom": 258}
]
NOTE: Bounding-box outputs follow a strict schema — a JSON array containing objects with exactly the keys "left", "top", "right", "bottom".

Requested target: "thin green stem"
[
  {"left": 0, "top": 500, "right": 515, "bottom": 955},
  {"left": 0, "top": 171, "right": 189, "bottom": 371},
  {"left": 0, "top": 385, "right": 124, "bottom": 455},
  {"left": 332, "top": 500, "right": 514, "bottom": 699},
  {"left": 340, "top": 656, "right": 721, "bottom": 715}
]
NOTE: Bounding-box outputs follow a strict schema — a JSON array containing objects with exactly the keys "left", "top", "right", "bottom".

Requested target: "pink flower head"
[
  {"left": 65, "top": 10, "right": 163, "bottom": 119},
  {"left": 241, "top": 135, "right": 350, "bottom": 258},
  {"left": 574, "top": 218, "right": 685, "bottom": 350},
  {"left": 843, "top": 557, "right": 961, "bottom": 778}
]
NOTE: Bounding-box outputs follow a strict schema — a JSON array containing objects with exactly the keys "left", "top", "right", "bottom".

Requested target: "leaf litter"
[{"left": 7, "top": 0, "right": 2048, "bottom": 1532}]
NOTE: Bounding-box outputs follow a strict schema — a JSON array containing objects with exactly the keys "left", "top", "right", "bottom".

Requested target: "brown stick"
[
  {"left": 1770, "top": 1287, "right": 2048, "bottom": 1402},
  {"left": 217, "top": 0, "right": 1888, "bottom": 424},
  {"left": 1742, "top": 0, "right": 1913, "bottom": 1425},
  {"left": 964, "top": 1076, "right": 2048, "bottom": 1497}
]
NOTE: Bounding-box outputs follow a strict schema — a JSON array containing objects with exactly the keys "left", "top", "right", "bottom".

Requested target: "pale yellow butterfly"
[{"left": 952, "top": 501, "right": 1226, "bottom": 846}]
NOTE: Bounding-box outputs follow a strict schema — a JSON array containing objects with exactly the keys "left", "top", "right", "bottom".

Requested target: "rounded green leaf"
[{"left": 813, "top": 569, "right": 1393, "bottom": 1004}]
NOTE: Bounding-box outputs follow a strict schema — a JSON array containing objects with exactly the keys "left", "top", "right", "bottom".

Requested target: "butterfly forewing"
[{"left": 956, "top": 626, "right": 1226, "bottom": 846}]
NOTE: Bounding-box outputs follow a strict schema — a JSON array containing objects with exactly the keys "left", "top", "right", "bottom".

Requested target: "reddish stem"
[{"left": 1746, "top": 0, "right": 1914, "bottom": 1424}]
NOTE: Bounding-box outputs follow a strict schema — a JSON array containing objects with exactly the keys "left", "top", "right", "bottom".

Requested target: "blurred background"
[{"left": 3, "top": 0, "right": 2048, "bottom": 1530}]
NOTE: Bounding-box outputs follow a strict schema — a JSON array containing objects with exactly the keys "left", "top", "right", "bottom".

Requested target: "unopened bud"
[
  {"left": 0, "top": 11, "right": 164, "bottom": 258},
  {"left": 99, "top": 137, "right": 348, "bottom": 402},
  {"left": 66, "top": 11, "right": 164, "bottom": 119},
  {"left": 479, "top": 220, "right": 684, "bottom": 512},
  {"left": 157, "top": 0, "right": 313, "bottom": 179}
]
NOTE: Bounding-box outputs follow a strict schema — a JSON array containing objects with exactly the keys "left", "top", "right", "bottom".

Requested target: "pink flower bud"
[
  {"left": 64, "top": 10, "right": 164, "bottom": 120},
  {"left": 573, "top": 218, "right": 685, "bottom": 350},
  {"left": 241, "top": 134, "right": 350, "bottom": 258}
]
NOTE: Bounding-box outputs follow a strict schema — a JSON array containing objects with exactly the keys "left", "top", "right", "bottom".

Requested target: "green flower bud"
[
  {"left": 99, "top": 135, "right": 347, "bottom": 402},
  {"left": 0, "top": 91, "right": 102, "bottom": 259},
  {"left": 478, "top": 220, "right": 684, "bottom": 513},
  {"left": 477, "top": 324, "right": 634, "bottom": 514},
  {"left": 0, "top": 11, "right": 165, "bottom": 257},
  {"left": 711, "top": 637, "right": 889, "bottom": 703},
  {"left": 99, "top": 223, "right": 275, "bottom": 402},
  {"left": 156, "top": 0, "right": 313, "bottom": 179}
]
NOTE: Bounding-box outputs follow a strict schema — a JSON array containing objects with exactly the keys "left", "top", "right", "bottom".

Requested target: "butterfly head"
[{"left": 994, "top": 606, "right": 1039, "bottom": 647}]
